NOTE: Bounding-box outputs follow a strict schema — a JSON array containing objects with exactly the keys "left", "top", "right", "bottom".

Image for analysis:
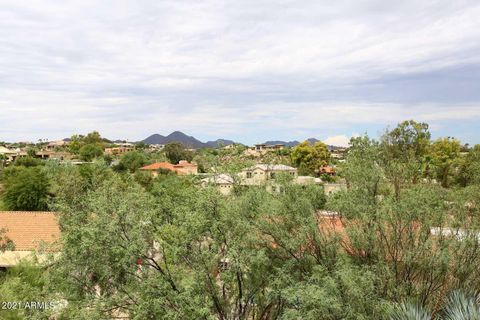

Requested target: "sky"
[{"left": 0, "top": 0, "right": 480, "bottom": 147}]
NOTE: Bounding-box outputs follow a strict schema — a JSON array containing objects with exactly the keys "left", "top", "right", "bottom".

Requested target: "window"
[{"left": 247, "top": 172, "right": 252, "bottom": 178}]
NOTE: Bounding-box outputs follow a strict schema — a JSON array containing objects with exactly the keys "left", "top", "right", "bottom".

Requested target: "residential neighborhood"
[
  {"left": 1, "top": 0, "right": 480, "bottom": 318},
  {"left": 1, "top": 121, "right": 480, "bottom": 319}
]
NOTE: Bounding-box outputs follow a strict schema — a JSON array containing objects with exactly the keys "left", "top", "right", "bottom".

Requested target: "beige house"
[
  {"left": 0, "top": 146, "right": 18, "bottom": 162},
  {"left": 244, "top": 144, "right": 285, "bottom": 157},
  {"left": 239, "top": 164, "right": 297, "bottom": 186},
  {"left": 0, "top": 211, "right": 60, "bottom": 268},
  {"left": 324, "top": 182, "right": 347, "bottom": 195},
  {"left": 201, "top": 174, "right": 235, "bottom": 195},
  {"left": 105, "top": 146, "right": 134, "bottom": 155},
  {"left": 45, "top": 140, "right": 68, "bottom": 150}
]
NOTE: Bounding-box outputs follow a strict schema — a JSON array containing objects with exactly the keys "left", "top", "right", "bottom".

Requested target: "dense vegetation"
[{"left": 0, "top": 120, "right": 480, "bottom": 319}]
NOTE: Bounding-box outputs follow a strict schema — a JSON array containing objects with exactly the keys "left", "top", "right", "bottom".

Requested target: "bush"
[{"left": 2, "top": 167, "right": 50, "bottom": 211}]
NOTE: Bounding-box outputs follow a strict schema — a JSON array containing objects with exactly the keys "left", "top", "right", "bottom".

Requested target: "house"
[
  {"left": 317, "top": 165, "right": 336, "bottom": 176},
  {"left": 139, "top": 162, "right": 176, "bottom": 177},
  {"left": 323, "top": 182, "right": 347, "bottom": 195},
  {"left": 239, "top": 164, "right": 297, "bottom": 190},
  {"left": 244, "top": 144, "right": 285, "bottom": 156},
  {"left": 201, "top": 174, "right": 235, "bottom": 195},
  {"left": 104, "top": 146, "right": 134, "bottom": 156},
  {"left": 45, "top": 140, "right": 68, "bottom": 150},
  {"left": 148, "top": 144, "right": 165, "bottom": 151},
  {"left": 139, "top": 160, "right": 198, "bottom": 177},
  {"left": 174, "top": 160, "right": 198, "bottom": 175},
  {"left": 0, "top": 211, "right": 60, "bottom": 268},
  {"left": 0, "top": 146, "right": 18, "bottom": 162},
  {"left": 295, "top": 176, "right": 323, "bottom": 185}
]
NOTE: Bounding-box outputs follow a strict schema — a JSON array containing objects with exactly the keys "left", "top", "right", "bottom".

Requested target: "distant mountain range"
[
  {"left": 139, "top": 131, "right": 338, "bottom": 149},
  {"left": 141, "top": 131, "right": 235, "bottom": 148},
  {"left": 263, "top": 138, "right": 320, "bottom": 147}
]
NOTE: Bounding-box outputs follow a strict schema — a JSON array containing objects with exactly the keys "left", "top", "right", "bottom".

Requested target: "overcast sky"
[{"left": 1, "top": 0, "right": 479, "bottom": 146}]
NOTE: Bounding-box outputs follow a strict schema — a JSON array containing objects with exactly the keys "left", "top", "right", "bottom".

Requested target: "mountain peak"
[{"left": 142, "top": 131, "right": 206, "bottom": 148}]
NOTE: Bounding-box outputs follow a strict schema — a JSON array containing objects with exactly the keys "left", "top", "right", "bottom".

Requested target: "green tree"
[
  {"left": 116, "top": 151, "right": 147, "bottom": 172},
  {"left": 291, "top": 141, "right": 330, "bottom": 175},
  {"left": 0, "top": 262, "right": 54, "bottom": 320},
  {"left": 380, "top": 120, "right": 431, "bottom": 198},
  {"left": 68, "top": 131, "right": 105, "bottom": 155},
  {"left": 83, "top": 131, "right": 103, "bottom": 145},
  {"left": 79, "top": 144, "right": 103, "bottom": 162},
  {"left": 455, "top": 144, "right": 480, "bottom": 187},
  {"left": 164, "top": 142, "right": 193, "bottom": 164},
  {"left": 328, "top": 133, "right": 480, "bottom": 313},
  {"left": 428, "top": 138, "right": 461, "bottom": 188},
  {"left": 13, "top": 156, "right": 42, "bottom": 167},
  {"left": 2, "top": 167, "right": 50, "bottom": 211},
  {"left": 135, "top": 142, "right": 148, "bottom": 150},
  {"left": 50, "top": 172, "right": 387, "bottom": 319}
]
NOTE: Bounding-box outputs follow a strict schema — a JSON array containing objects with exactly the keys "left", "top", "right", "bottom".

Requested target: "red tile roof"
[
  {"left": 139, "top": 162, "right": 175, "bottom": 171},
  {"left": 174, "top": 161, "right": 197, "bottom": 168},
  {"left": 0, "top": 211, "right": 60, "bottom": 251},
  {"left": 319, "top": 166, "right": 336, "bottom": 174}
]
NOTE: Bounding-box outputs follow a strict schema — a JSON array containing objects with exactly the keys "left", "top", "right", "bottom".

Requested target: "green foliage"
[
  {"left": 391, "top": 303, "right": 432, "bottom": 320},
  {"left": 391, "top": 291, "right": 480, "bottom": 320},
  {"left": 291, "top": 141, "right": 330, "bottom": 175},
  {"left": 115, "top": 151, "right": 147, "bottom": 172},
  {"left": 79, "top": 144, "right": 103, "bottom": 162},
  {"left": 135, "top": 141, "right": 148, "bottom": 150},
  {"left": 455, "top": 144, "right": 480, "bottom": 187},
  {"left": 2, "top": 120, "right": 480, "bottom": 319},
  {"left": 0, "top": 227, "right": 15, "bottom": 251},
  {"left": 380, "top": 120, "right": 431, "bottom": 197},
  {"left": 2, "top": 167, "right": 50, "bottom": 211},
  {"left": 68, "top": 131, "right": 105, "bottom": 155},
  {"left": 428, "top": 138, "right": 461, "bottom": 188},
  {"left": 282, "top": 263, "right": 391, "bottom": 319},
  {"left": 0, "top": 262, "right": 53, "bottom": 320},
  {"left": 164, "top": 142, "right": 194, "bottom": 164},
  {"left": 47, "top": 171, "right": 357, "bottom": 319},
  {"left": 13, "top": 156, "right": 43, "bottom": 167},
  {"left": 134, "top": 170, "right": 154, "bottom": 190}
]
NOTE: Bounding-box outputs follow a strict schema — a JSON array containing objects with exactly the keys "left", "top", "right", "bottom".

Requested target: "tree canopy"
[{"left": 291, "top": 141, "right": 330, "bottom": 175}]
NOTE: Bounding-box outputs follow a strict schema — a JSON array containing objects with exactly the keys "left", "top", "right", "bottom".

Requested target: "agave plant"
[
  {"left": 392, "top": 291, "right": 480, "bottom": 320},
  {"left": 442, "top": 291, "right": 480, "bottom": 320},
  {"left": 391, "top": 303, "right": 432, "bottom": 320}
]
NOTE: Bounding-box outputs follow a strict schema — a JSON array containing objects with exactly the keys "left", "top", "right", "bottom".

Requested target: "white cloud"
[
  {"left": 323, "top": 135, "right": 351, "bottom": 147},
  {"left": 0, "top": 1, "right": 480, "bottom": 143}
]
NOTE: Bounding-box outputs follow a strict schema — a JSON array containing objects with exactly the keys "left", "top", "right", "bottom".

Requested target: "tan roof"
[{"left": 0, "top": 211, "right": 60, "bottom": 251}]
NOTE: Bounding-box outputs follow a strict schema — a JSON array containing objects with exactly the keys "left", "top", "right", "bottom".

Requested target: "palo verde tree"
[
  {"left": 49, "top": 170, "right": 391, "bottom": 319},
  {"left": 428, "top": 137, "right": 461, "bottom": 188},
  {"left": 291, "top": 141, "right": 330, "bottom": 176},
  {"left": 328, "top": 133, "right": 480, "bottom": 314},
  {"left": 379, "top": 120, "right": 431, "bottom": 198}
]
